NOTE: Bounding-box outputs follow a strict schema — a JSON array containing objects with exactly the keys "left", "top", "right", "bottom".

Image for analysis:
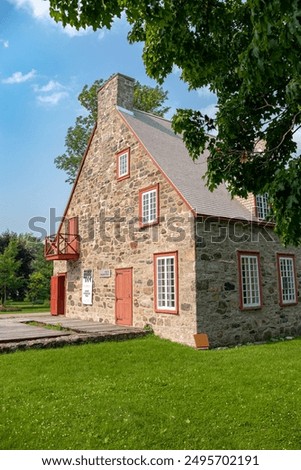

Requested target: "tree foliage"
[
  {"left": 54, "top": 79, "right": 169, "bottom": 184},
  {"left": 0, "top": 232, "right": 34, "bottom": 300},
  {"left": 0, "top": 232, "right": 51, "bottom": 303},
  {"left": 133, "top": 82, "right": 169, "bottom": 117},
  {"left": 49, "top": 0, "right": 301, "bottom": 245},
  {"left": 0, "top": 240, "right": 22, "bottom": 304},
  {"left": 26, "top": 272, "right": 50, "bottom": 303}
]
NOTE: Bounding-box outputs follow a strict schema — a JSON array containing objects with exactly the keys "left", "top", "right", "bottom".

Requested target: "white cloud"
[
  {"left": 1, "top": 39, "right": 9, "bottom": 48},
  {"left": 197, "top": 86, "right": 216, "bottom": 100},
  {"left": 200, "top": 103, "right": 218, "bottom": 123},
  {"left": 33, "top": 79, "right": 69, "bottom": 105},
  {"left": 8, "top": 0, "right": 94, "bottom": 37},
  {"left": 2, "top": 69, "right": 36, "bottom": 84},
  {"left": 36, "top": 91, "right": 68, "bottom": 106},
  {"left": 33, "top": 80, "right": 64, "bottom": 93},
  {"left": 7, "top": 0, "right": 50, "bottom": 20},
  {"left": 172, "top": 65, "right": 182, "bottom": 76},
  {"left": 63, "top": 24, "right": 93, "bottom": 38}
]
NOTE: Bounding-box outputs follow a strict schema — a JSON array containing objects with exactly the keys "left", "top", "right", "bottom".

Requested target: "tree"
[
  {"left": 0, "top": 232, "right": 51, "bottom": 302},
  {"left": 0, "top": 240, "right": 22, "bottom": 304},
  {"left": 49, "top": 0, "right": 301, "bottom": 245},
  {"left": 133, "top": 82, "right": 169, "bottom": 117},
  {"left": 0, "top": 232, "right": 34, "bottom": 300},
  {"left": 54, "top": 79, "right": 169, "bottom": 184},
  {"left": 28, "top": 238, "right": 52, "bottom": 302},
  {"left": 26, "top": 272, "right": 50, "bottom": 303}
]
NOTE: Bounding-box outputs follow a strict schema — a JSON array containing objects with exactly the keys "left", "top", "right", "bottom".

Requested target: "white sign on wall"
[
  {"left": 82, "top": 269, "right": 93, "bottom": 305},
  {"left": 100, "top": 269, "right": 111, "bottom": 278}
]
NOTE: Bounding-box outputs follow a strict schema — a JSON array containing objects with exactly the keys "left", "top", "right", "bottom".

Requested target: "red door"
[
  {"left": 50, "top": 274, "right": 66, "bottom": 316},
  {"left": 115, "top": 268, "right": 133, "bottom": 325}
]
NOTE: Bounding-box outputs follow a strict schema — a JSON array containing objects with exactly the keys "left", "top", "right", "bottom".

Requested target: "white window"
[
  {"left": 117, "top": 149, "right": 130, "bottom": 180},
  {"left": 256, "top": 193, "right": 269, "bottom": 219},
  {"left": 140, "top": 185, "right": 158, "bottom": 226},
  {"left": 278, "top": 255, "right": 297, "bottom": 305},
  {"left": 239, "top": 253, "right": 261, "bottom": 308},
  {"left": 154, "top": 252, "right": 178, "bottom": 313}
]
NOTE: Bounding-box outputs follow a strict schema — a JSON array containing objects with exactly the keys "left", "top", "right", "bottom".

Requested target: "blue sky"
[{"left": 0, "top": 0, "right": 217, "bottom": 237}]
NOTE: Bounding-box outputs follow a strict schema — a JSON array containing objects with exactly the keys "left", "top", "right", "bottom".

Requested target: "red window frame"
[
  {"left": 276, "top": 253, "right": 298, "bottom": 306},
  {"left": 139, "top": 183, "right": 160, "bottom": 228},
  {"left": 154, "top": 251, "right": 179, "bottom": 314},
  {"left": 237, "top": 251, "right": 263, "bottom": 310},
  {"left": 116, "top": 148, "right": 130, "bottom": 181}
]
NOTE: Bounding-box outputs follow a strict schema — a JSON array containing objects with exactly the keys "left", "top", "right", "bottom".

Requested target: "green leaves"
[
  {"left": 133, "top": 81, "right": 170, "bottom": 117},
  {"left": 172, "top": 109, "right": 215, "bottom": 161},
  {"left": 48, "top": 0, "right": 301, "bottom": 244},
  {"left": 0, "top": 240, "right": 22, "bottom": 304},
  {"left": 49, "top": 0, "right": 123, "bottom": 30},
  {"left": 0, "top": 233, "right": 50, "bottom": 303},
  {"left": 268, "top": 161, "right": 301, "bottom": 246}
]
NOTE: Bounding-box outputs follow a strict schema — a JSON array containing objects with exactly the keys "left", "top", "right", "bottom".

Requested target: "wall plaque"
[{"left": 100, "top": 269, "right": 111, "bottom": 278}]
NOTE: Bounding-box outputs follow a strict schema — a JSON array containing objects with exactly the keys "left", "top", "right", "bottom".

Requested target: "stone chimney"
[{"left": 97, "top": 73, "right": 135, "bottom": 122}]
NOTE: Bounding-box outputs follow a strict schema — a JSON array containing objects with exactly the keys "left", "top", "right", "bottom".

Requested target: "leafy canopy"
[
  {"left": 0, "top": 239, "right": 22, "bottom": 304},
  {"left": 49, "top": 0, "right": 301, "bottom": 245},
  {"left": 0, "top": 232, "right": 51, "bottom": 303},
  {"left": 54, "top": 79, "right": 169, "bottom": 184}
]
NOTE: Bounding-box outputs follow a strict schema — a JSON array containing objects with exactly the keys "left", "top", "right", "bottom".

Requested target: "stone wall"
[
  {"left": 53, "top": 260, "right": 67, "bottom": 276},
  {"left": 60, "top": 74, "right": 197, "bottom": 347},
  {"left": 195, "top": 217, "right": 301, "bottom": 347}
]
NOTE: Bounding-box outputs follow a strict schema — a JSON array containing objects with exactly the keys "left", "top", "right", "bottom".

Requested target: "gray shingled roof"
[{"left": 119, "top": 108, "right": 254, "bottom": 221}]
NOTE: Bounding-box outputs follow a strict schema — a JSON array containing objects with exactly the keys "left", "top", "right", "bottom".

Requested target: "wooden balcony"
[{"left": 44, "top": 233, "right": 80, "bottom": 261}]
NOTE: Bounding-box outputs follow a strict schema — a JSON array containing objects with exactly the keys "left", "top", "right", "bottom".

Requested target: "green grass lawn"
[
  {"left": 1, "top": 335, "right": 301, "bottom": 450},
  {"left": 1, "top": 300, "right": 50, "bottom": 314}
]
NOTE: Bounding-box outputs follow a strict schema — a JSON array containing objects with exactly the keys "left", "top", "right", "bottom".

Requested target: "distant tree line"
[{"left": 0, "top": 231, "right": 52, "bottom": 305}]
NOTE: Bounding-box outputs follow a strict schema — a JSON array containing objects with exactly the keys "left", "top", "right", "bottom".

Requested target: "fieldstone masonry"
[
  {"left": 54, "top": 74, "right": 197, "bottom": 347},
  {"left": 52, "top": 73, "right": 301, "bottom": 348},
  {"left": 196, "top": 217, "right": 301, "bottom": 347}
]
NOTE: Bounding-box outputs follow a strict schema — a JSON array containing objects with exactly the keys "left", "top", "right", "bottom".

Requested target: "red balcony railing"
[{"left": 44, "top": 233, "right": 80, "bottom": 261}]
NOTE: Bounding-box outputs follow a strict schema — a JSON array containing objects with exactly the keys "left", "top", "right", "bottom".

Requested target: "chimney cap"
[
  {"left": 97, "top": 72, "right": 135, "bottom": 113},
  {"left": 98, "top": 72, "right": 135, "bottom": 93}
]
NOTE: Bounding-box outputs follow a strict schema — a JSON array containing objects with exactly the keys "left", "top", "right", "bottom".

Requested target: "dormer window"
[
  {"left": 116, "top": 148, "right": 130, "bottom": 181},
  {"left": 256, "top": 193, "right": 269, "bottom": 219}
]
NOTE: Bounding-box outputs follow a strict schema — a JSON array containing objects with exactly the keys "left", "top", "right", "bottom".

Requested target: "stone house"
[{"left": 45, "top": 73, "right": 301, "bottom": 348}]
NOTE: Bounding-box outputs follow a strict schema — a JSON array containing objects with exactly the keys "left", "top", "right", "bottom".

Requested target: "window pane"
[
  {"left": 156, "top": 255, "right": 176, "bottom": 310},
  {"left": 142, "top": 189, "right": 157, "bottom": 224},
  {"left": 240, "top": 255, "right": 261, "bottom": 308},
  {"left": 157, "top": 258, "right": 165, "bottom": 307},
  {"left": 119, "top": 153, "right": 128, "bottom": 177},
  {"left": 256, "top": 193, "right": 269, "bottom": 219},
  {"left": 279, "top": 257, "right": 296, "bottom": 303}
]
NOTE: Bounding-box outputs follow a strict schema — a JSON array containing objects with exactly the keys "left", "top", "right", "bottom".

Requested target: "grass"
[
  {"left": 0, "top": 300, "right": 50, "bottom": 314},
  {"left": 1, "top": 335, "right": 301, "bottom": 450},
  {"left": 25, "top": 321, "right": 71, "bottom": 332}
]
